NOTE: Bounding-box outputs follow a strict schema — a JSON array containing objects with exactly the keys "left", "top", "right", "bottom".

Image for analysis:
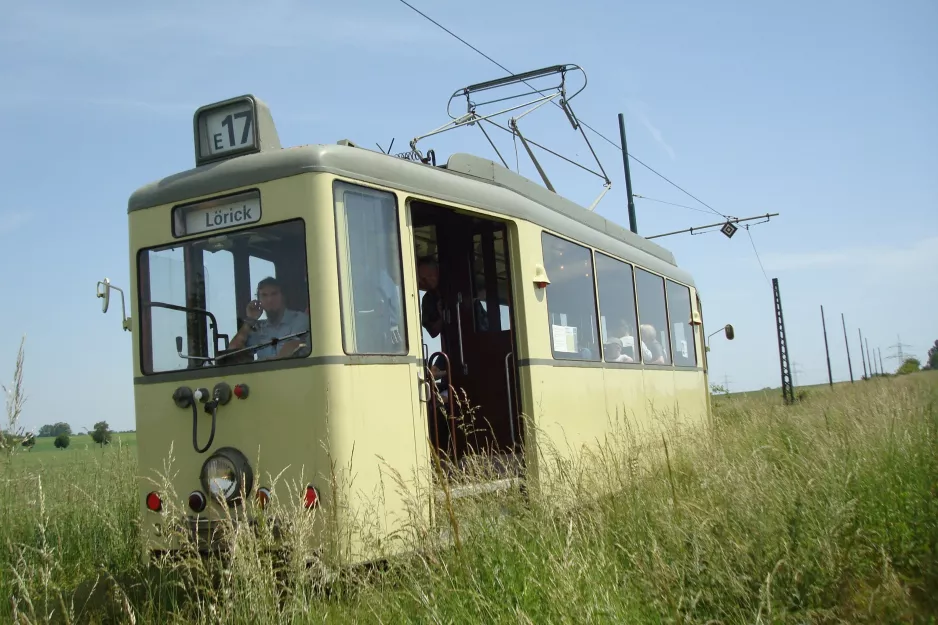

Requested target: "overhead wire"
[
  {"left": 395, "top": 0, "right": 730, "bottom": 220},
  {"left": 398, "top": 0, "right": 777, "bottom": 289},
  {"left": 745, "top": 225, "right": 771, "bottom": 285},
  {"left": 632, "top": 194, "right": 714, "bottom": 215}
]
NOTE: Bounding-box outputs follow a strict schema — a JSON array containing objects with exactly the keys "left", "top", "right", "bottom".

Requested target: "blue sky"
[{"left": 1, "top": 0, "right": 935, "bottom": 433}]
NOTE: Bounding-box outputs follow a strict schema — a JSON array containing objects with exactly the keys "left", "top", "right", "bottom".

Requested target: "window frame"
[
  {"left": 594, "top": 250, "right": 642, "bottom": 365},
  {"left": 332, "top": 178, "right": 409, "bottom": 356},
  {"left": 633, "top": 266, "right": 674, "bottom": 367},
  {"left": 136, "top": 216, "right": 311, "bottom": 376},
  {"left": 540, "top": 230, "right": 601, "bottom": 362},
  {"left": 664, "top": 279, "right": 698, "bottom": 368}
]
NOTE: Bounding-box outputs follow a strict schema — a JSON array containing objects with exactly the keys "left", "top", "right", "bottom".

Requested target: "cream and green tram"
[{"left": 97, "top": 95, "right": 710, "bottom": 565}]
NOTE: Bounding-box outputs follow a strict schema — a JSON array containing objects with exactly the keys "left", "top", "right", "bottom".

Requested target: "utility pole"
[
  {"left": 722, "top": 374, "right": 732, "bottom": 393},
  {"left": 878, "top": 348, "right": 885, "bottom": 375},
  {"left": 865, "top": 338, "right": 874, "bottom": 376},
  {"left": 791, "top": 362, "right": 805, "bottom": 387},
  {"left": 772, "top": 278, "right": 794, "bottom": 404},
  {"left": 841, "top": 313, "right": 854, "bottom": 383},
  {"left": 858, "top": 329, "right": 868, "bottom": 378},
  {"left": 618, "top": 113, "right": 638, "bottom": 234},
  {"left": 821, "top": 305, "right": 833, "bottom": 388}
]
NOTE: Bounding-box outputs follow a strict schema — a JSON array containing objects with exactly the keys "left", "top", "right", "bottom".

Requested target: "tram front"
[{"left": 96, "top": 95, "right": 406, "bottom": 564}]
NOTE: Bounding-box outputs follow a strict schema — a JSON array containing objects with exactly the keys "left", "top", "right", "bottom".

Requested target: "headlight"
[{"left": 199, "top": 447, "right": 254, "bottom": 505}]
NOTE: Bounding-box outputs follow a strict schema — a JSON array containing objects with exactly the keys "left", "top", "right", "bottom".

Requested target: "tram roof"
[{"left": 128, "top": 143, "right": 694, "bottom": 286}]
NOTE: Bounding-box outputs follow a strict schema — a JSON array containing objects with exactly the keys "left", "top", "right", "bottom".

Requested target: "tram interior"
[{"left": 410, "top": 201, "right": 523, "bottom": 485}]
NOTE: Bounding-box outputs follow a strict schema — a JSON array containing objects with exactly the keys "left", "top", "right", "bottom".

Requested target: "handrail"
[
  {"left": 428, "top": 351, "right": 457, "bottom": 456},
  {"left": 504, "top": 351, "right": 516, "bottom": 449}
]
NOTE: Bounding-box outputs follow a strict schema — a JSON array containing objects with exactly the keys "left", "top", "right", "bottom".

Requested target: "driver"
[{"left": 228, "top": 277, "right": 310, "bottom": 360}]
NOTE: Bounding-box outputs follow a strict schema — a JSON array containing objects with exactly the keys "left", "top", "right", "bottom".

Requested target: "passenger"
[
  {"left": 604, "top": 338, "right": 634, "bottom": 363},
  {"left": 417, "top": 256, "right": 444, "bottom": 338},
  {"left": 611, "top": 318, "right": 637, "bottom": 361},
  {"left": 640, "top": 323, "right": 667, "bottom": 365},
  {"left": 229, "top": 277, "right": 310, "bottom": 360}
]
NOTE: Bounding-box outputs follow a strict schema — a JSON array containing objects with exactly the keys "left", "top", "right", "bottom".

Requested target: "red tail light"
[
  {"left": 146, "top": 492, "right": 162, "bottom": 512},
  {"left": 304, "top": 485, "right": 319, "bottom": 509}
]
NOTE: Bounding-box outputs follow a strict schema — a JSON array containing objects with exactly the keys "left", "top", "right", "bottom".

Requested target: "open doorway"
[{"left": 411, "top": 200, "right": 523, "bottom": 482}]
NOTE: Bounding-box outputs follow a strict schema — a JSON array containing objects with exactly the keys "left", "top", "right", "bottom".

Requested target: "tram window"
[
  {"left": 635, "top": 268, "right": 672, "bottom": 366},
  {"left": 145, "top": 247, "right": 189, "bottom": 373},
  {"left": 334, "top": 180, "right": 407, "bottom": 355},
  {"left": 541, "top": 232, "right": 600, "bottom": 361},
  {"left": 470, "top": 230, "right": 511, "bottom": 332},
  {"left": 138, "top": 219, "right": 310, "bottom": 374},
  {"left": 595, "top": 253, "right": 639, "bottom": 363},
  {"left": 666, "top": 280, "right": 697, "bottom": 367},
  {"left": 204, "top": 249, "right": 238, "bottom": 342}
]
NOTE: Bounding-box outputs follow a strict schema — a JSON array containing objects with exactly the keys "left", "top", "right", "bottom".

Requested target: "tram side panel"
[
  {"left": 671, "top": 287, "right": 709, "bottom": 440},
  {"left": 326, "top": 175, "right": 431, "bottom": 565},
  {"left": 513, "top": 222, "right": 621, "bottom": 498}
]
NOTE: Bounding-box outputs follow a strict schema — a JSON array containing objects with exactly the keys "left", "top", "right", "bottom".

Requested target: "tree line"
[
  {"left": 21, "top": 421, "right": 116, "bottom": 451},
  {"left": 897, "top": 339, "right": 938, "bottom": 375}
]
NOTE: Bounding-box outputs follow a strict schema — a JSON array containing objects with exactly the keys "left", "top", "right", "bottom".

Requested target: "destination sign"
[{"left": 173, "top": 191, "right": 261, "bottom": 237}]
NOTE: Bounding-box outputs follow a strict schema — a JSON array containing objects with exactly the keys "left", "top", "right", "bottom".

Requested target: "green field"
[
  {"left": 14, "top": 432, "right": 137, "bottom": 462},
  {"left": 719, "top": 372, "right": 915, "bottom": 402},
  {"left": 1, "top": 373, "right": 936, "bottom": 624}
]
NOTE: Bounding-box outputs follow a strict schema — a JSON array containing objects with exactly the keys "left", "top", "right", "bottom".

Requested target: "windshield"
[{"left": 138, "top": 217, "right": 309, "bottom": 374}]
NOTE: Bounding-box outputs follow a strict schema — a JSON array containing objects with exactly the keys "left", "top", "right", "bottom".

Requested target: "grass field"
[
  {"left": 1, "top": 373, "right": 936, "bottom": 624},
  {"left": 11, "top": 433, "right": 137, "bottom": 467}
]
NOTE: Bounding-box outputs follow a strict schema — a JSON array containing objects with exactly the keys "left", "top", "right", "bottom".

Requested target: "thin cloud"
[{"left": 625, "top": 98, "right": 676, "bottom": 161}]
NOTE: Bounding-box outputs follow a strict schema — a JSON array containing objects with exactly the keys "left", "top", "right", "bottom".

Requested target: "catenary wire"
[
  {"left": 632, "top": 194, "right": 715, "bottom": 215},
  {"left": 745, "top": 224, "right": 771, "bottom": 285},
  {"left": 396, "top": 0, "right": 729, "bottom": 220}
]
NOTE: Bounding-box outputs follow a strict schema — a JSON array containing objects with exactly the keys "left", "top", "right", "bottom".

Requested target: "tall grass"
[{"left": 2, "top": 373, "right": 936, "bottom": 624}]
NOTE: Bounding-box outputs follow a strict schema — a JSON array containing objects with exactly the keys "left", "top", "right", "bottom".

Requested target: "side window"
[
  {"left": 595, "top": 253, "right": 639, "bottom": 363},
  {"left": 541, "top": 232, "right": 600, "bottom": 361},
  {"left": 471, "top": 229, "right": 511, "bottom": 332},
  {"left": 667, "top": 280, "right": 697, "bottom": 367},
  {"left": 334, "top": 180, "right": 407, "bottom": 355},
  {"left": 635, "top": 268, "right": 672, "bottom": 366}
]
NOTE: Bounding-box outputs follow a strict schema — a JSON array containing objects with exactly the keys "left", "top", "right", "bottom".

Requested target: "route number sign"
[{"left": 194, "top": 96, "right": 259, "bottom": 164}]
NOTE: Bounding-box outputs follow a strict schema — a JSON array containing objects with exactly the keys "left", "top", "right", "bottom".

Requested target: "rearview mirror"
[
  {"left": 96, "top": 278, "right": 132, "bottom": 332},
  {"left": 724, "top": 324, "right": 735, "bottom": 341},
  {"left": 97, "top": 279, "right": 111, "bottom": 313}
]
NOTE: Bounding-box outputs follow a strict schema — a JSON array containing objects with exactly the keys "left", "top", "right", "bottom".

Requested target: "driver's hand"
[{"left": 245, "top": 300, "right": 263, "bottom": 321}]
